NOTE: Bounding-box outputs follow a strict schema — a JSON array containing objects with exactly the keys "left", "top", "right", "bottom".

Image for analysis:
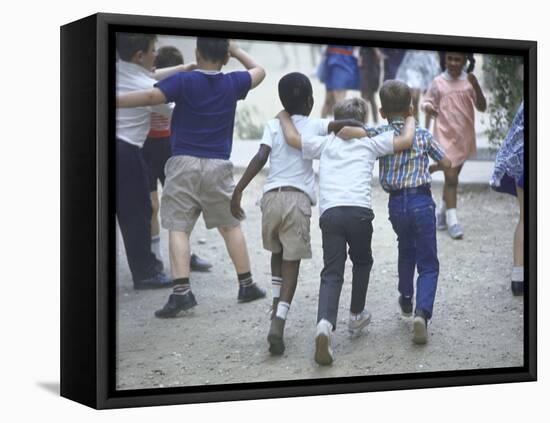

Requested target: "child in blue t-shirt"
[{"left": 117, "top": 38, "right": 267, "bottom": 317}]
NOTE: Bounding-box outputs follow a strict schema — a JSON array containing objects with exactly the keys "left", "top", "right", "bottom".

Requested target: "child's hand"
[
  {"left": 228, "top": 41, "right": 240, "bottom": 57},
  {"left": 337, "top": 126, "right": 365, "bottom": 140},
  {"left": 276, "top": 110, "right": 290, "bottom": 120},
  {"left": 424, "top": 103, "right": 439, "bottom": 118},
  {"left": 230, "top": 191, "right": 246, "bottom": 220},
  {"left": 429, "top": 163, "right": 440, "bottom": 174}
]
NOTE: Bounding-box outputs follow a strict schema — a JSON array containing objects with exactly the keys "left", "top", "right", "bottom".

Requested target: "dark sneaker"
[
  {"left": 398, "top": 295, "right": 413, "bottom": 316},
  {"left": 413, "top": 310, "right": 429, "bottom": 345},
  {"left": 314, "top": 319, "right": 334, "bottom": 365},
  {"left": 154, "top": 292, "right": 197, "bottom": 318},
  {"left": 511, "top": 281, "right": 524, "bottom": 296},
  {"left": 238, "top": 284, "right": 266, "bottom": 303},
  {"left": 134, "top": 272, "right": 172, "bottom": 290},
  {"left": 190, "top": 253, "right": 212, "bottom": 272},
  {"left": 267, "top": 317, "right": 286, "bottom": 355}
]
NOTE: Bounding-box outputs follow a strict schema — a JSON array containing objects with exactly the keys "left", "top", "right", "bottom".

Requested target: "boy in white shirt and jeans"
[
  {"left": 231, "top": 73, "right": 364, "bottom": 355},
  {"left": 279, "top": 97, "right": 415, "bottom": 365}
]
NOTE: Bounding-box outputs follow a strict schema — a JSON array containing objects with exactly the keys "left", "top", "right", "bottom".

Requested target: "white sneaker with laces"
[
  {"left": 314, "top": 319, "right": 334, "bottom": 365},
  {"left": 348, "top": 310, "right": 372, "bottom": 337}
]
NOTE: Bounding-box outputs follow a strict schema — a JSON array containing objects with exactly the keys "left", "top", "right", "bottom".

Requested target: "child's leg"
[
  {"left": 276, "top": 259, "right": 301, "bottom": 318},
  {"left": 443, "top": 165, "right": 464, "bottom": 237},
  {"left": 218, "top": 224, "right": 251, "bottom": 275},
  {"left": 169, "top": 230, "right": 191, "bottom": 279},
  {"left": 367, "top": 92, "right": 379, "bottom": 124},
  {"left": 411, "top": 88, "right": 421, "bottom": 122},
  {"left": 346, "top": 208, "right": 375, "bottom": 316},
  {"left": 271, "top": 252, "right": 283, "bottom": 314},
  {"left": 511, "top": 186, "right": 524, "bottom": 295},
  {"left": 317, "top": 208, "right": 347, "bottom": 330},
  {"left": 150, "top": 191, "right": 162, "bottom": 261}
]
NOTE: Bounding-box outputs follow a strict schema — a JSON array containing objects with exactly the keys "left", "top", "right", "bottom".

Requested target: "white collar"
[
  {"left": 194, "top": 69, "right": 222, "bottom": 75},
  {"left": 442, "top": 70, "right": 467, "bottom": 81}
]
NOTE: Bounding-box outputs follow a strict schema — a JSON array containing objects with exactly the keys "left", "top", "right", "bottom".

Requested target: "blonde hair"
[{"left": 333, "top": 98, "right": 368, "bottom": 123}]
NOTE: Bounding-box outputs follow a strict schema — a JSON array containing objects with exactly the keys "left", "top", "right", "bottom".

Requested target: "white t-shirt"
[
  {"left": 116, "top": 60, "right": 172, "bottom": 148},
  {"left": 302, "top": 132, "right": 395, "bottom": 216},
  {"left": 261, "top": 115, "right": 330, "bottom": 205}
]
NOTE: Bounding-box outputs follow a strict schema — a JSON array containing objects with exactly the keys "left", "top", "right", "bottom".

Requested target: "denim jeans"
[
  {"left": 317, "top": 206, "right": 374, "bottom": 329},
  {"left": 388, "top": 192, "right": 439, "bottom": 319}
]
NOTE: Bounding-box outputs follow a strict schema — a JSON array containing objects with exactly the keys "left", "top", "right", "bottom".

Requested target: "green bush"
[{"left": 482, "top": 55, "right": 523, "bottom": 147}]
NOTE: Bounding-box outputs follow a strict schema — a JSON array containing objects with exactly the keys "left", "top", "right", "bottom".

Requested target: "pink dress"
[{"left": 423, "top": 71, "right": 477, "bottom": 167}]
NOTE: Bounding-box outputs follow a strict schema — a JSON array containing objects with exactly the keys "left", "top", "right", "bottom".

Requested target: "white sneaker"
[
  {"left": 314, "top": 319, "right": 334, "bottom": 365},
  {"left": 413, "top": 315, "right": 428, "bottom": 345},
  {"left": 348, "top": 310, "right": 372, "bottom": 337},
  {"left": 436, "top": 208, "right": 447, "bottom": 230}
]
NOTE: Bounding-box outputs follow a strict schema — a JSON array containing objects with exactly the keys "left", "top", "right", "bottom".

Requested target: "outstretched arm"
[
  {"left": 231, "top": 145, "right": 271, "bottom": 220},
  {"left": 229, "top": 41, "right": 266, "bottom": 89},
  {"left": 152, "top": 62, "right": 197, "bottom": 81},
  {"left": 276, "top": 110, "right": 302, "bottom": 150},
  {"left": 117, "top": 87, "right": 167, "bottom": 108}
]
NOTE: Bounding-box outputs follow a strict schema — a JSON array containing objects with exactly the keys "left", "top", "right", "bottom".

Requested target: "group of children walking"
[{"left": 116, "top": 35, "right": 490, "bottom": 366}]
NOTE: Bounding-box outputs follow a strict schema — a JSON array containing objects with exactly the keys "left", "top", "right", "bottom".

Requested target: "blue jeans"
[{"left": 388, "top": 192, "right": 439, "bottom": 319}]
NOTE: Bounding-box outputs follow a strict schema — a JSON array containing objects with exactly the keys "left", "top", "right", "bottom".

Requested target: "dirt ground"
[{"left": 116, "top": 172, "right": 523, "bottom": 390}]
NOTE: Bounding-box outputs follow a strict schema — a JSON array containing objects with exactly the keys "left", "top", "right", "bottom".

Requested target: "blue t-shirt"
[{"left": 155, "top": 70, "right": 251, "bottom": 159}]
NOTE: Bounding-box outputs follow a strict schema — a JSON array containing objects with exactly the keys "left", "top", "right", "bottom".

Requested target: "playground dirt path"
[{"left": 116, "top": 172, "right": 523, "bottom": 390}]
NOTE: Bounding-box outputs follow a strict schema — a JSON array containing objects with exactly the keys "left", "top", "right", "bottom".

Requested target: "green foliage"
[
  {"left": 482, "top": 55, "right": 523, "bottom": 147},
  {"left": 234, "top": 105, "right": 264, "bottom": 140}
]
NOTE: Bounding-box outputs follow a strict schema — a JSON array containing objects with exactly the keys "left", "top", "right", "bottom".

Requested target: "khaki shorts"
[
  {"left": 161, "top": 155, "right": 240, "bottom": 232},
  {"left": 260, "top": 190, "right": 312, "bottom": 261}
]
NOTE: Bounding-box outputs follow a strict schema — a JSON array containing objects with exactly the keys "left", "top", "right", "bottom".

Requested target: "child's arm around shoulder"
[
  {"left": 276, "top": 110, "right": 302, "bottom": 150},
  {"left": 117, "top": 88, "right": 167, "bottom": 108},
  {"left": 152, "top": 63, "right": 197, "bottom": 81},
  {"left": 392, "top": 115, "right": 416, "bottom": 152},
  {"left": 229, "top": 41, "right": 266, "bottom": 89}
]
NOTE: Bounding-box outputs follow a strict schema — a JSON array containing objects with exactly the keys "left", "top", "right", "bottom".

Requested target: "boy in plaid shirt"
[{"left": 340, "top": 80, "right": 451, "bottom": 344}]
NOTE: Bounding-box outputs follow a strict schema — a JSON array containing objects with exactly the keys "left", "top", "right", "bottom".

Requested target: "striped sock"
[
  {"left": 238, "top": 271, "right": 254, "bottom": 288},
  {"left": 173, "top": 277, "right": 190, "bottom": 295},
  {"left": 272, "top": 276, "right": 282, "bottom": 299}
]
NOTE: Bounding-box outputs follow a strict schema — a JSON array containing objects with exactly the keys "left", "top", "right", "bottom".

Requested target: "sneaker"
[
  {"left": 190, "top": 253, "right": 212, "bottom": 272},
  {"left": 398, "top": 295, "right": 413, "bottom": 316},
  {"left": 413, "top": 311, "right": 428, "bottom": 345},
  {"left": 314, "top": 319, "right": 334, "bottom": 365},
  {"left": 511, "top": 281, "right": 524, "bottom": 296},
  {"left": 238, "top": 283, "right": 267, "bottom": 303},
  {"left": 154, "top": 292, "right": 197, "bottom": 318},
  {"left": 134, "top": 272, "right": 172, "bottom": 290},
  {"left": 436, "top": 208, "right": 447, "bottom": 230},
  {"left": 348, "top": 310, "right": 372, "bottom": 337},
  {"left": 267, "top": 317, "right": 286, "bottom": 355},
  {"left": 448, "top": 223, "right": 464, "bottom": 239}
]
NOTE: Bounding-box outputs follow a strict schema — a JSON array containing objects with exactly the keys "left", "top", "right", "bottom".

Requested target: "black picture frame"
[{"left": 60, "top": 12, "right": 537, "bottom": 409}]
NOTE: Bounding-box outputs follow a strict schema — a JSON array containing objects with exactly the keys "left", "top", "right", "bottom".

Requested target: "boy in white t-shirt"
[
  {"left": 278, "top": 97, "right": 415, "bottom": 365},
  {"left": 231, "top": 73, "right": 364, "bottom": 355}
]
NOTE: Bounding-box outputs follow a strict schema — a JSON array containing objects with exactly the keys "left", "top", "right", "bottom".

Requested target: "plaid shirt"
[{"left": 366, "top": 118, "right": 445, "bottom": 192}]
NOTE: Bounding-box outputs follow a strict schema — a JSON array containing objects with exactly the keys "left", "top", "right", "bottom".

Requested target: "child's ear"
[
  {"left": 223, "top": 52, "right": 230, "bottom": 66},
  {"left": 379, "top": 107, "right": 386, "bottom": 119},
  {"left": 132, "top": 50, "right": 144, "bottom": 65}
]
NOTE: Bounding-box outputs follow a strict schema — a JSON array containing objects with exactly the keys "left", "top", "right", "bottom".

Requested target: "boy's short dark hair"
[
  {"left": 333, "top": 98, "right": 368, "bottom": 123},
  {"left": 117, "top": 33, "right": 157, "bottom": 62},
  {"left": 196, "top": 37, "right": 230, "bottom": 63},
  {"left": 155, "top": 46, "right": 184, "bottom": 69},
  {"left": 379, "top": 80, "right": 412, "bottom": 114},
  {"left": 278, "top": 72, "right": 313, "bottom": 115}
]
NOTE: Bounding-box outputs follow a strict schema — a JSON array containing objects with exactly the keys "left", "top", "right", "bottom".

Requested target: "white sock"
[
  {"left": 512, "top": 266, "right": 524, "bottom": 282},
  {"left": 151, "top": 235, "right": 162, "bottom": 260},
  {"left": 276, "top": 301, "right": 290, "bottom": 320},
  {"left": 350, "top": 311, "right": 363, "bottom": 321},
  {"left": 272, "top": 276, "right": 282, "bottom": 299},
  {"left": 446, "top": 208, "right": 458, "bottom": 227},
  {"left": 318, "top": 318, "right": 333, "bottom": 332}
]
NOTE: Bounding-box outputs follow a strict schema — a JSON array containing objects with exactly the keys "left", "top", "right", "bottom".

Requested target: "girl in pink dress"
[{"left": 423, "top": 52, "right": 487, "bottom": 239}]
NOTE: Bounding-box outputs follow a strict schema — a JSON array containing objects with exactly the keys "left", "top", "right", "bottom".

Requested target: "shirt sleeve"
[
  {"left": 317, "top": 118, "right": 331, "bottom": 136},
  {"left": 154, "top": 73, "right": 182, "bottom": 103},
  {"left": 259, "top": 121, "right": 276, "bottom": 148},
  {"left": 302, "top": 135, "right": 329, "bottom": 160},
  {"left": 230, "top": 71, "right": 252, "bottom": 101},
  {"left": 427, "top": 133, "right": 445, "bottom": 161},
  {"left": 370, "top": 130, "right": 395, "bottom": 157}
]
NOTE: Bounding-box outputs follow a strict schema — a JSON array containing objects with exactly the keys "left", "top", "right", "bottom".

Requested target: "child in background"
[
  {"left": 340, "top": 80, "right": 451, "bottom": 344},
  {"left": 279, "top": 98, "right": 415, "bottom": 365},
  {"left": 422, "top": 52, "right": 487, "bottom": 239},
  {"left": 142, "top": 46, "right": 212, "bottom": 272},
  {"left": 231, "top": 73, "right": 364, "bottom": 356},
  {"left": 117, "top": 38, "right": 267, "bottom": 317}
]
